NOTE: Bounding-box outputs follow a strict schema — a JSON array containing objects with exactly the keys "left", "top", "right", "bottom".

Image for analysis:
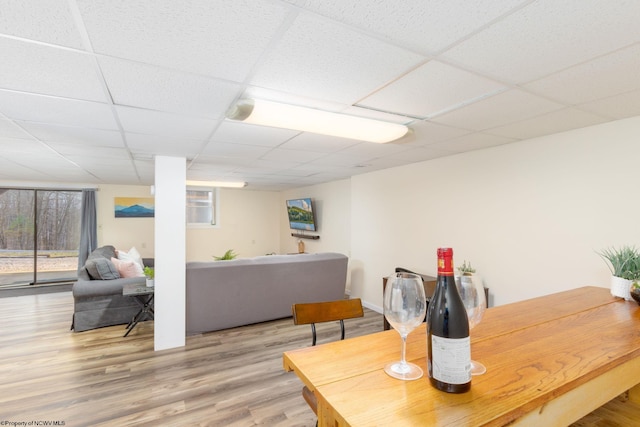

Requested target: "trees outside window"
[{"left": 0, "top": 188, "right": 81, "bottom": 287}]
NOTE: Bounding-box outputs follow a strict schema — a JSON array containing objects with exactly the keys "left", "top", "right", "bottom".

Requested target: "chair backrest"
[{"left": 292, "top": 298, "right": 364, "bottom": 346}]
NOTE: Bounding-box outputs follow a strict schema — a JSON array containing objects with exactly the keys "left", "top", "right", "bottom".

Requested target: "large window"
[
  {"left": 0, "top": 188, "right": 82, "bottom": 287},
  {"left": 186, "top": 187, "right": 219, "bottom": 227}
]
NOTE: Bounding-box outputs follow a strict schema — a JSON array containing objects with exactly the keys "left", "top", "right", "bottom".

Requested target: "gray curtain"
[{"left": 77, "top": 189, "right": 97, "bottom": 270}]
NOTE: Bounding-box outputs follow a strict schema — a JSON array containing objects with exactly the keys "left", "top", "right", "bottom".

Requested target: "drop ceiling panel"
[
  {"left": 403, "top": 121, "right": 471, "bottom": 147},
  {"left": 278, "top": 133, "right": 361, "bottom": 152},
  {"left": 17, "top": 122, "right": 124, "bottom": 147},
  {"left": 0, "top": 1, "right": 84, "bottom": 49},
  {"left": 430, "top": 133, "right": 517, "bottom": 153},
  {"left": 431, "top": 90, "right": 564, "bottom": 131},
  {"left": 524, "top": 43, "right": 640, "bottom": 105},
  {"left": 46, "top": 143, "right": 130, "bottom": 159},
  {"left": 259, "top": 148, "right": 328, "bottom": 163},
  {"left": 98, "top": 57, "right": 241, "bottom": 117},
  {"left": 442, "top": 0, "right": 640, "bottom": 84},
  {"left": 488, "top": 108, "right": 609, "bottom": 140},
  {"left": 250, "top": 13, "right": 425, "bottom": 104},
  {"left": 287, "top": 0, "right": 528, "bottom": 54},
  {"left": 578, "top": 90, "right": 640, "bottom": 120},
  {"left": 0, "top": 119, "right": 33, "bottom": 139},
  {"left": 0, "top": 90, "right": 118, "bottom": 129},
  {"left": 126, "top": 133, "right": 204, "bottom": 158},
  {"left": 0, "top": 38, "right": 105, "bottom": 102},
  {"left": 359, "top": 60, "right": 507, "bottom": 118},
  {"left": 77, "top": 0, "right": 289, "bottom": 81},
  {"left": 201, "top": 142, "right": 271, "bottom": 159},
  {"left": 211, "top": 121, "right": 299, "bottom": 147},
  {"left": 116, "top": 106, "right": 217, "bottom": 139}
]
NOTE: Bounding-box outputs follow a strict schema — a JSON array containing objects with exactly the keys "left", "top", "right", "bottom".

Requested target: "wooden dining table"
[{"left": 283, "top": 286, "right": 640, "bottom": 426}]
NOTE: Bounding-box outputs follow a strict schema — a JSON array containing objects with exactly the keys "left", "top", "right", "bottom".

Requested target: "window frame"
[{"left": 186, "top": 186, "right": 219, "bottom": 228}]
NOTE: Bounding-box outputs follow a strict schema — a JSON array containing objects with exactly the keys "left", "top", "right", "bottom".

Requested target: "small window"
[{"left": 186, "top": 187, "right": 218, "bottom": 227}]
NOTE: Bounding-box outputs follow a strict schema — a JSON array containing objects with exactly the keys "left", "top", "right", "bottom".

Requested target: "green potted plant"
[
  {"left": 144, "top": 266, "right": 154, "bottom": 287},
  {"left": 214, "top": 249, "right": 238, "bottom": 261},
  {"left": 598, "top": 245, "right": 640, "bottom": 300}
]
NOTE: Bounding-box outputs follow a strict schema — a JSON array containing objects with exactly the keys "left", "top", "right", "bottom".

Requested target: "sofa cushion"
[
  {"left": 88, "top": 245, "right": 117, "bottom": 261},
  {"left": 85, "top": 257, "right": 120, "bottom": 280},
  {"left": 117, "top": 246, "right": 145, "bottom": 270},
  {"left": 111, "top": 257, "right": 145, "bottom": 278}
]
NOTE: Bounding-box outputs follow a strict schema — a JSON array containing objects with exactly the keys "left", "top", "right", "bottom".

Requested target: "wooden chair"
[{"left": 291, "top": 298, "right": 364, "bottom": 416}]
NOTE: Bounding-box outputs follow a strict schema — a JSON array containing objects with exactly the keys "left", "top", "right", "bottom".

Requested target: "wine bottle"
[{"left": 427, "top": 247, "right": 471, "bottom": 393}]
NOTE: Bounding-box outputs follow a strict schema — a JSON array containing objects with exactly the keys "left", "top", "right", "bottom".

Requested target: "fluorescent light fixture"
[
  {"left": 186, "top": 180, "right": 246, "bottom": 188},
  {"left": 226, "top": 99, "right": 409, "bottom": 143}
]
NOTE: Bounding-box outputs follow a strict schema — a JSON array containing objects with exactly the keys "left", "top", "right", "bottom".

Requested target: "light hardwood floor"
[{"left": 0, "top": 292, "right": 637, "bottom": 426}]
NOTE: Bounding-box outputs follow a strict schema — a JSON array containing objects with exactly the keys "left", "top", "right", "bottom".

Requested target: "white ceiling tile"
[
  {"left": 524, "top": 44, "right": 640, "bottom": 105},
  {"left": 287, "top": 0, "right": 528, "bottom": 54},
  {"left": 279, "top": 133, "right": 361, "bottom": 152},
  {"left": 578, "top": 90, "right": 640, "bottom": 120},
  {"left": 98, "top": 57, "right": 241, "bottom": 117},
  {"left": 251, "top": 13, "right": 425, "bottom": 104},
  {"left": 259, "top": 148, "right": 327, "bottom": 163},
  {"left": 0, "top": 0, "right": 84, "bottom": 49},
  {"left": 404, "top": 121, "right": 471, "bottom": 146},
  {"left": 431, "top": 90, "right": 564, "bottom": 131},
  {"left": 126, "top": 132, "right": 204, "bottom": 158},
  {"left": 45, "top": 142, "right": 130, "bottom": 159},
  {"left": 212, "top": 121, "right": 299, "bottom": 147},
  {"left": 430, "top": 133, "right": 517, "bottom": 153},
  {"left": 442, "top": 0, "right": 640, "bottom": 83},
  {"left": 359, "top": 60, "right": 507, "bottom": 117},
  {"left": 77, "top": 0, "right": 289, "bottom": 81},
  {"left": 488, "top": 108, "right": 610, "bottom": 140},
  {"left": 201, "top": 142, "right": 271, "bottom": 159},
  {"left": 0, "top": 137, "right": 47, "bottom": 153},
  {"left": 116, "top": 106, "right": 217, "bottom": 139},
  {"left": 0, "top": 38, "right": 106, "bottom": 102},
  {"left": 0, "top": 90, "right": 118, "bottom": 129},
  {"left": 0, "top": 119, "right": 33, "bottom": 139},
  {"left": 17, "top": 122, "right": 124, "bottom": 147}
]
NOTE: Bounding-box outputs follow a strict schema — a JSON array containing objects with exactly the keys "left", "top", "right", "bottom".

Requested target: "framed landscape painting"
[{"left": 114, "top": 197, "right": 155, "bottom": 218}]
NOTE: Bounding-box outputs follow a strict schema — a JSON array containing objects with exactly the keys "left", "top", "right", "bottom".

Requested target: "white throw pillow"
[{"left": 118, "top": 246, "right": 145, "bottom": 274}]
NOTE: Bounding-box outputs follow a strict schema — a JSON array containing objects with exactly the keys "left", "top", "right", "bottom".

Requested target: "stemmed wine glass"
[
  {"left": 383, "top": 272, "right": 427, "bottom": 380},
  {"left": 456, "top": 274, "right": 487, "bottom": 375}
]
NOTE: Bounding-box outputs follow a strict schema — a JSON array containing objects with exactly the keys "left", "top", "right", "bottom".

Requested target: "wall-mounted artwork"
[{"left": 115, "top": 197, "right": 155, "bottom": 218}]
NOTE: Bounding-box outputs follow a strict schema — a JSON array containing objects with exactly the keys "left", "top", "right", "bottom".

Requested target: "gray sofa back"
[{"left": 186, "top": 252, "right": 348, "bottom": 334}]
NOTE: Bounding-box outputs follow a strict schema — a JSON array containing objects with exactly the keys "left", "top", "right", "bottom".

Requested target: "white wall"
[
  {"left": 186, "top": 188, "right": 281, "bottom": 261},
  {"left": 351, "top": 116, "right": 640, "bottom": 310},
  {"left": 96, "top": 184, "right": 155, "bottom": 257},
  {"left": 280, "top": 179, "right": 352, "bottom": 288},
  {"left": 96, "top": 185, "right": 280, "bottom": 261}
]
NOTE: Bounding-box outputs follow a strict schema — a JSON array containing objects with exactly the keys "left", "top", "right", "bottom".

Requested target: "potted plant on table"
[
  {"left": 598, "top": 245, "right": 640, "bottom": 300},
  {"left": 144, "top": 266, "right": 155, "bottom": 287}
]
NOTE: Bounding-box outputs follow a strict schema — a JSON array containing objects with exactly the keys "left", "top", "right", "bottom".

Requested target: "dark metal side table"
[{"left": 122, "top": 283, "right": 154, "bottom": 337}]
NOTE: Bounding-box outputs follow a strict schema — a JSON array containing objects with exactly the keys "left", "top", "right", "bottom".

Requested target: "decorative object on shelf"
[
  {"left": 457, "top": 260, "right": 476, "bottom": 276},
  {"left": 214, "top": 249, "right": 238, "bottom": 261},
  {"left": 297, "top": 239, "right": 305, "bottom": 254},
  {"left": 144, "top": 266, "right": 154, "bottom": 287},
  {"left": 598, "top": 246, "right": 640, "bottom": 300}
]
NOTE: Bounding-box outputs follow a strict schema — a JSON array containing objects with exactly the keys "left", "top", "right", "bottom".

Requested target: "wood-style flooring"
[{"left": 0, "top": 292, "right": 638, "bottom": 426}]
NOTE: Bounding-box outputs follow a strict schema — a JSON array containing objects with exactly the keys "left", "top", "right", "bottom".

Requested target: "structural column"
[{"left": 154, "top": 156, "right": 186, "bottom": 351}]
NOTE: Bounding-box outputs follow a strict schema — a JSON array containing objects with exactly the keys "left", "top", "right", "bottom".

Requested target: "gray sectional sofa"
[
  {"left": 185, "top": 252, "right": 348, "bottom": 335},
  {"left": 72, "top": 250, "right": 348, "bottom": 334}
]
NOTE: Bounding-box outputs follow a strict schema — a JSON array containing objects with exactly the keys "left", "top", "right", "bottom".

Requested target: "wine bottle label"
[{"left": 430, "top": 335, "right": 471, "bottom": 384}]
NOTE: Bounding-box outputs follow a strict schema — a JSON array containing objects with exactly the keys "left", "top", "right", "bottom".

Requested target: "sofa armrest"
[{"left": 73, "top": 276, "right": 146, "bottom": 298}]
